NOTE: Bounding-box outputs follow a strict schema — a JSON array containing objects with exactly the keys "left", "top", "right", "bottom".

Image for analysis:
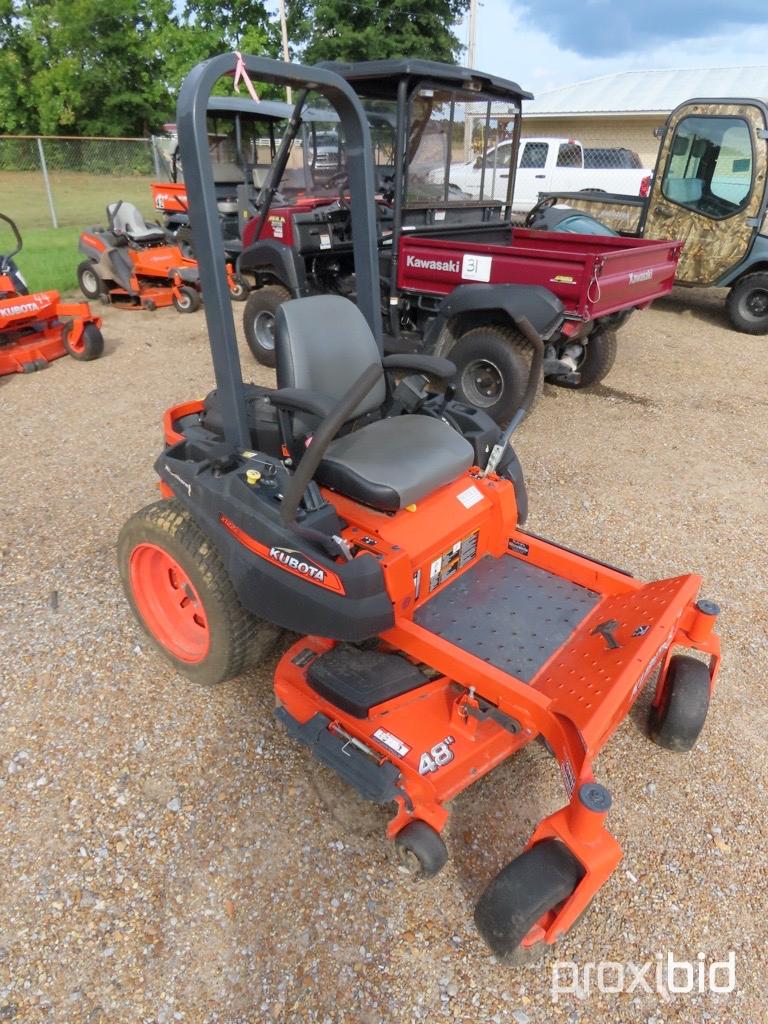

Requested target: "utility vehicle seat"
[
  {"left": 274, "top": 296, "right": 474, "bottom": 512},
  {"left": 107, "top": 202, "right": 166, "bottom": 243}
]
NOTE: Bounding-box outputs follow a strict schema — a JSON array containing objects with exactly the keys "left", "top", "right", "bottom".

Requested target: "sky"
[{"left": 469, "top": 0, "right": 768, "bottom": 97}]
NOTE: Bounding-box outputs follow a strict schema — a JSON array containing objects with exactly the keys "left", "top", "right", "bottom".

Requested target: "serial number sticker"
[
  {"left": 508, "top": 538, "right": 530, "bottom": 556},
  {"left": 373, "top": 728, "right": 410, "bottom": 758},
  {"left": 461, "top": 253, "right": 492, "bottom": 282},
  {"left": 457, "top": 484, "right": 483, "bottom": 509},
  {"left": 434, "top": 209, "right": 446, "bottom": 221},
  {"left": 319, "top": 233, "right": 331, "bottom": 250}
]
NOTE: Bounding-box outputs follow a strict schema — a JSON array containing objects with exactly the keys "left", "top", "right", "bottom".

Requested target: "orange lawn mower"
[
  {"left": 77, "top": 200, "right": 241, "bottom": 313},
  {"left": 117, "top": 54, "right": 723, "bottom": 961},
  {"left": 0, "top": 213, "right": 103, "bottom": 375}
]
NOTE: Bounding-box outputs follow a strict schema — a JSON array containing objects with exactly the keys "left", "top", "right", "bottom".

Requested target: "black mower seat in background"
[
  {"left": 106, "top": 201, "right": 166, "bottom": 244},
  {"left": 275, "top": 296, "right": 474, "bottom": 511}
]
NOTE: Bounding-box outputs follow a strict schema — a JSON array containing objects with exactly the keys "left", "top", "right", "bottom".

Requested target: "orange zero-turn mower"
[
  {"left": 77, "top": 200, "right": 239, "bottom": 313},
  {"left": 0, "top": 212, "right": 103, "bottom": 375},
  {"left": 117, "top": 54, "right": 722, "bottom": 961}
]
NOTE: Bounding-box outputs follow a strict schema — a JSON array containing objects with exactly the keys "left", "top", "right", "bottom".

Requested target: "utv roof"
[{"left": 322, "top": 59, "right": 532, "bottom": 104}]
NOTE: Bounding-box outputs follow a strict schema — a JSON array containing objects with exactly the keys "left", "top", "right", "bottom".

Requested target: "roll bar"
[{"left": 176, "top": 54, "right": 383, "bottom": 449}]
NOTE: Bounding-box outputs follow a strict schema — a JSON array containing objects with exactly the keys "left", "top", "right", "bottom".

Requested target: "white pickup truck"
[{"left": 443, "top": 138, "right": 652, "bottom": 214}]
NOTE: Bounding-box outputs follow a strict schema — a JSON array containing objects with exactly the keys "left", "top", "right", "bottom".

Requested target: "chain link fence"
[{"left": 0, "top": 135, "right": 170, "bottom": 229}]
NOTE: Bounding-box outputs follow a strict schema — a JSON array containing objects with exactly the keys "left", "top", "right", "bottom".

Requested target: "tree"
[
  {"left": 291, "top": 0, "right": 470, "bottom": 65},
  {"left": 0, "top": 0, "right": 279, "bottom": 136}
]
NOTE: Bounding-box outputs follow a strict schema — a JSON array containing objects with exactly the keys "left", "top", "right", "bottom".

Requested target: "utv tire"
[
  {"left": 552, "top": 327, "right": 617, "bottom": 389},
  {"left": 118, "top": 499, "right": 280, "bottom": 686},
  {"left": 394, "top": 821, "right": 448, "bottom": 879},
  {"left": 474, "top": 839, "right": 585, "bottom": 961},
  {"left": 173, "top": 286, "right": 201, "bottom": 314},
  {"left": 649, "top": 654, "right": 711, "bottom": 752},
  {"left": 449, "top": 324, "right": 541, "bottom": 425},
  {"left": 726, "top": 272, "right": 768, "bottom": 334},
  {"left": 243, "top": 284, "right": 292, "bottom": 367},
  {"left": 77, "top": 261, "right": 103, "bottom": 300},
  {"left": 63, "top": 322, "right": 104, "bottom": 361}
]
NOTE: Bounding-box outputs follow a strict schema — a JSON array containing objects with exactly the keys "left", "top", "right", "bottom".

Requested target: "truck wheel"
[
  {"left": 726, "top": 272, "right": 768, "bottom": 334},
  {"left": 552, "top": 327, "right": 617, "bottom": 389},
  {"left": 77, "top": 261, "right": 103, "bottom": 300},
  {"left": 118, "top": 499, "right": 280, "bottom": 686},
  {"left": 243, "top": 284, "right": 291, "bottom": 367},
  {"left": 449, "top": 325, "right": 541, "bottom": 425}
]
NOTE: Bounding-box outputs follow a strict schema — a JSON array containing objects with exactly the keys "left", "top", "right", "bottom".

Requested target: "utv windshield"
[{"left": 407, "top": 87, "right": 518, "bottom": 204}]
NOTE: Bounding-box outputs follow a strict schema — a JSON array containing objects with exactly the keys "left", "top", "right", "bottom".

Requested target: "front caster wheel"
[
  {"left": 649, "top": 654, "right": 711, "bottom": 752},
  {"left": 173, "top": 285, "right": 201, "bottom": 313},
  {"left": 474, "top": 839, "right": 585, "bottom": 961},
  {"left": 394, "top": 821, "right": 448, "bottom": 879},
  {"left": 63, "top": 322, "right": 104, "bottom": 361},
  {"left": 118, "top": 498, "right": 279, "bottom": 685}
]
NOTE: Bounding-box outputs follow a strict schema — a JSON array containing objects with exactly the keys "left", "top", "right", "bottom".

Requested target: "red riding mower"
[
  {"left": 78, "top": 200, "right": 211, "bottom": 313},
  {"left": 118, "top": 55, "right": 722, "bottom": 961},
  {"left": 0, "top": 212, "right": 103, "bottom": 375}
]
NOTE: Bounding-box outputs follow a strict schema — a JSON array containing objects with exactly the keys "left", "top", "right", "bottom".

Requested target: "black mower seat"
[
  {"left": 275, "top": 296, "right": 473, "bottom": 512},
  {"left": 107, "top": 201, "right": 166, "bottom": 244}
]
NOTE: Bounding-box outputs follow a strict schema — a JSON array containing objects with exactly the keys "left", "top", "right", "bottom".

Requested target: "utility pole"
[
  {"left": 463, "top": 0, "right": 478, "bottom": 159},
  {"left": 466, "top": 0, "right": 477, "bottom": 69},
  {"left": 278, "top": 0, "right": 292, "bottom": 103}
]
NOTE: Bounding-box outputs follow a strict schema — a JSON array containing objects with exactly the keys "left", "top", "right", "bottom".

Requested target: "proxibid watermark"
[{"left": 551, "top": 951, "right": 737, "bottom": 1002}]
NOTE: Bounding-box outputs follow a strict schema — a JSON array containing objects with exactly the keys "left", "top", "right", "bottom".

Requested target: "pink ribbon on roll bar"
[{"left": 233, "top": 51, "right": 260, "bottom": 103}]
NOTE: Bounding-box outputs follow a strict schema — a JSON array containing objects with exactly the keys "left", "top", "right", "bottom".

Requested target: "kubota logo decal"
[
  {"left": 405, "top": 254, "right": 460, "bottom": 274},
  {"left": 219, "top": 516, "right": 345, "bottom": 594},
  {"left": 268, "top": 546, "right": 327, "bottom": 581},
  {"left": 3, "top": 300, "right": 40, "bottom": 316}
]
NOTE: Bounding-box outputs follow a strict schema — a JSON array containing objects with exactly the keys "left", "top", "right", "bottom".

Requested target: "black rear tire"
[
  {"left": 173, "top": 285, "right": 201, "bottom": 314},
  {"left": 551, "top": 327, "right": 617, "bottom": 389},
  {"left": 394, "top": 821, "right": 448, "bottom": 879},
  {"left": 474, "top": 839, "right": 585, "bottom": 961},
  {"left": 449, "top": 324, "right": 541, "bottom": 425},
  {"left": 649, "top": 654, "right": 711, "bottom": 752},
  {"left": 77, "top": 261, "right": 103, "bottom": 300},
  {"left": 118, "top": 499, "right": 280, "bottom": 686},
  {"left": 726, "top": 272, "right": 768, "bottom": 334},
  {"left": 243, "top": 284, "right": 292, "bottom": 367}
]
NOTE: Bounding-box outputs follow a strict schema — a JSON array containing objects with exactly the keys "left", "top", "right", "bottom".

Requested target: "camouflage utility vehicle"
[{"left": 529, "top": 98, "right": 768, "bottom": 334}]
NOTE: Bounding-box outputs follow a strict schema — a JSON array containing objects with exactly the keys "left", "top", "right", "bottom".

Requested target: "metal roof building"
[{"left": 520, "top": 66, "right": 768, "bottom": 167}]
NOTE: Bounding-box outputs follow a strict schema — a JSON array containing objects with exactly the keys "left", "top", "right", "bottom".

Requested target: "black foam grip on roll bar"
[{"left": 279, "top": 363, "right": 383, "bottom": 527}]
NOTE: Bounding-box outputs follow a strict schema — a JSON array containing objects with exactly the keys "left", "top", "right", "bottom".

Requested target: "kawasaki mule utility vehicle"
[
  {"left": 0, "top": 213, "right": 103, "bottom": 375},
  {"left": 529, "top": 97, "right": 768, "bottom": 334},
  {"left": 238, "top": 60, "right": 681, "bottom": 422},
  {"left": 118, "top": 54, "right": 721, "bottom": 960}
]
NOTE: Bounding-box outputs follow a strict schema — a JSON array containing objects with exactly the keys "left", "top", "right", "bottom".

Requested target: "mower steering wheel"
[
  {"left": 279, "top": 363, "right": 382, "bottom": 527},
  {"left": 0, "top": 212, "right": 23, "bottom": 269}
]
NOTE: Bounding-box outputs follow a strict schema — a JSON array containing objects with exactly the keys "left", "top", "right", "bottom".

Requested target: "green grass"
[
  {"left": 13, "top": 226, "right": 82, "bottom": 294},
  {"left": 1, "top": 169, "right": 159, "bottom": 293}
]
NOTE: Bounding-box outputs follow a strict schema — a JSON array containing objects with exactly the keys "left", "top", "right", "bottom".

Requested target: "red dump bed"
[{"left": 397, "top": 228, "right": 682, "bottom": 321}]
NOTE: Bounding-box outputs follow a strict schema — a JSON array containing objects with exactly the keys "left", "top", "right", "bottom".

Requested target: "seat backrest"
[
  {"left": 107, "top": 201, "right": 148, "bottom": 235},
  {"left": 275, "top": 296, "right": 386, "bottom": 427},
  {"left": 664, "top": 178, "right": 703, "bottom": 205}
]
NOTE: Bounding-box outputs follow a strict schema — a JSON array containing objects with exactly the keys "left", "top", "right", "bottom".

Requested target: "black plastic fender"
[
  {"left": 237, "top": 239, "right": 307, "bottom": 295},
  {"left": 424, "top": 283, "right": 565, "bottom": 355}
]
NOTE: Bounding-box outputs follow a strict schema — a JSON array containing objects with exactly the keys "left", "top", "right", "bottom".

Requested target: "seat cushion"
[{"left": 318, "top": 415, "right": 474, "bottom": 511}]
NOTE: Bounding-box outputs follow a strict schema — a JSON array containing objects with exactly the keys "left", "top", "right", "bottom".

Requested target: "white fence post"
[{"left": 36, "top": 136, "right": 58, "bottom": 229}]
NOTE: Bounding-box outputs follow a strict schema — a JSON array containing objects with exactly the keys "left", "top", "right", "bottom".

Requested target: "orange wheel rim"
[{"left": 129, "top": 543, "right": 210, "bottom": 663}]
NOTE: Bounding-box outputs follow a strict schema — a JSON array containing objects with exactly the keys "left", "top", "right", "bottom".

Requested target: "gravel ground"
[{"left": 1, "top": 287, "right": 766, "bottom": 1024}]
